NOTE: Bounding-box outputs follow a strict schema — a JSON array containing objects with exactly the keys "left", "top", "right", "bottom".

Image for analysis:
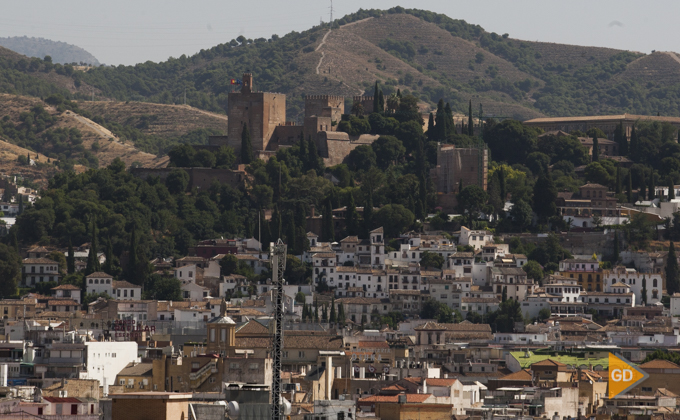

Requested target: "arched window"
[{"left": 653, "top": 279, "right": 658, "bottom": 287}]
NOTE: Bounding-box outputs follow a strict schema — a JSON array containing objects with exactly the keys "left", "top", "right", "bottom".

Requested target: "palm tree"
[
  {"left": 351, "top": 100, "right": 364, "bottom": 117},
  {"left": 386, "top": 93, "right": 400, "bottom": 113}
]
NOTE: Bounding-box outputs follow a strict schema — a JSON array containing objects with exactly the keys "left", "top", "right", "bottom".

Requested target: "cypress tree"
[
  {"left": 499, "top": 167, "right": 507, "bottom": 203},
  {"left": 648, "top": 170, "right": 655, "bottom": 200},
  {"left": 18, "top": 195, "right": 23, "bottom": 215},
  {"left": 629, "top": 125, "right": 639, "bottom": 160},
  {"left": 10, "top": 229, "right": 19, "bottom": 255},
  {"left": 434, "top": 99, "right": 447, "bottom": 141},
  {"left": 444, "top": 102, "right": 454, "bottom": 138},
  {"left": 639, "top": 172, "right": 647, "bottom": 202},
  {"left": 667, "top": 241, "right": 680, "bottom": 295},
  {"left": 378, "top": 89, "right": 385, "bottom": 113},
  {"left": 345, "top": 193, "right": 358, "bottom": 236},
  {"left": 286, "top": 211, "right": 296, "bottom": 254},
  {"left": 241, "top": 123, "right": 253, "bottom": 164},
  {"left": 128, "top": 229, "right": 138, "bottom": 282},
  {"left": 617, "top": 121, "right": 628, "bottom": 156},
  {"left": 330, "top": 297, "right": 337, "bottom": 323},
  {"left": 363, "top": 191, "right": 373, "bottom": 238},
  {"left": 592, "top": 133, "right": 599, "bottom": 162},
  {"left": 459, "top": 178, "right": 464, "bottom": 194},
  {"left": 322, "top": 200, "right": 334, "bottom": 242},
  {"left": 103, "top": 236, "right": 114, "bottom": 275},
  {"left": 338, "top": 303, "right": 345, "bottom": 327},
  {"left": 271, "top": 204, "right": 282, "bottom": 239},
  {"left": 615, "top": 166, "right": 622, "bottom": 194},
  {"left": 85, "top": 218, "right": 99, "bottom": 275},
  {"left": 613, "top": 230, "right": 620, "bottom": 263},
  {"left": 468, "top": 100, "right": 474, "bottom": 136},
  {"left": 302, "top": 302, "right": 308, "bottom": 321},
  {"left": 373, "top": 81, "right": 380, "bottom": 113},
  {"left": 307, "top": 135, "right": 321, "bottom": 174},
  {"left": 641, "top": 276, "right": 647, "bottom": 305},
  {"left": 396, "top": 89, "right": 401, "bottom": 98},
  {"left": 670, "top": 178, "right": 676, "bottom": 200},
  {"left": 322, "top": 304, "right": 328, "bottom": 322},
  {"left": 298, "top": 132, "right": 308, "bottom": 170},
  {"left": 314, "top": 299, "right": 319, "bottom": 322},
  {"left": 427, "top": 112, "right": 435, "bottom": 141},
  {"left": 67, "top": 237, "right": 75, "bottom": 274},
  {"left": 502, "top": 286, "right": 507, "bottom": 302},
  {"left": 627, "top": 173, "right": 633, "bottom": 203}
]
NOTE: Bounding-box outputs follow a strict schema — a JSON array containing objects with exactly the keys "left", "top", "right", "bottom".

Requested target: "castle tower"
[
  {"left": 206, "top": 299, "right": 236, "bottom": 356},
  {"left": 227, "top": 73, "right": 286, "bottom": 156}
]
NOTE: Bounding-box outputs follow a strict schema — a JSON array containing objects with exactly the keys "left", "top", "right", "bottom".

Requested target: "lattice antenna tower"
[
  {"left": 329, "top": 0, "right": 333, "bottom": 26},
  {"left": 270, "top": 239, "right": 287, "bottom": 420}
]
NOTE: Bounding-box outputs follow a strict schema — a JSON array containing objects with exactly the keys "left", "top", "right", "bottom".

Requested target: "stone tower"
[{"left": 206, "top": 299, "right": 236, "bottom": 355}]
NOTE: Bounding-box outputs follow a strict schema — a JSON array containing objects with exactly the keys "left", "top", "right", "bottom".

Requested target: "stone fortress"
[{"left": 207, "top": 73, "right": 379, "bottom": 166}]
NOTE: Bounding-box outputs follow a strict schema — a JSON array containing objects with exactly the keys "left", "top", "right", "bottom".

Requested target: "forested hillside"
[
  {"left": 3, "top": 8, "right": 680, "bottom": 121},
  {"left": 0, "top": 36, "right": 100, "bottom": 65}
]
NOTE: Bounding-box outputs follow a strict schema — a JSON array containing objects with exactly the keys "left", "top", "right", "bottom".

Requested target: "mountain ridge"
[{"left": 0, "top": 36, "right": 100, "bottom": 65}]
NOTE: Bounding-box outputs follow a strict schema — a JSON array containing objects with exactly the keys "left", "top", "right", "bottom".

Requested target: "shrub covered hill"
[
  {"left": 0, "top": 36, "right": 100, "bottom": 66},
  {"left": 4, "top": 7, "right": 680, "bottom": 120}
]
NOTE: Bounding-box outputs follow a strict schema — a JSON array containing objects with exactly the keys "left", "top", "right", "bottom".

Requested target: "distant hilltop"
[{"left": 0, "top": 36, "right": 100, "bottom": 65}]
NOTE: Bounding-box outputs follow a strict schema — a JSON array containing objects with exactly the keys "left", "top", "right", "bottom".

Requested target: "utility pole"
[{"left": 270, "top": 239, "right": 287, "bottom": 420}]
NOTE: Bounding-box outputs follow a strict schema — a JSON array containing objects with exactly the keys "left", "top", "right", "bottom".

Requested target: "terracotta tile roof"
[
  {"left": 43, "top": 397, "right": 82, "bottom": 403},
  {"left": 23, "top": 258, "right": 58, "bottom": 264},
  {"left": 498, "top": 369, "right": 533, "bottom": 381},
  {"left": 359, "top": 394, "right": 431, "bottom": 403},
  {"left": 358, "top": 341, "right": 389, "bottom": 349},
  {"left": 236, "top": 320, "right": 269, "bottom": 335},
  {"left": 116, "top": 362, "right": 153, "bottom": 377},
  {"left": 531, "top": 359, "right": 566, "bottom": 367},
  {"left": 85, "top": 272, "right": 113, "bottom": 278},
  {"left": 313, "top": 253, "right": 337, "bottom": 258},
  {"left": 639, "top": 359, "right": 680, "bottom": 369},
  {"left": 47, "top": 299, "right": 79, "bottom": 306},
  {"left": 425, "top": 378, "right": 458, "bottom": 386},
  {"left": 113, "top": 280, "right": 140, "bottom": 289},
  {"left": 51, "top": 284, "right": 80, "bottom": 290}
]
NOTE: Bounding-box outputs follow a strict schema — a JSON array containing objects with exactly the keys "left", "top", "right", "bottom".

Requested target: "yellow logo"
[{"left": 608, "top": 353, "right": 649, "bottom": 398}]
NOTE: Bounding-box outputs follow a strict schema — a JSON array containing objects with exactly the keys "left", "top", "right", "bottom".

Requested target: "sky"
[{"left": 0, "top": 0, "right": 678, "bottom": 66}]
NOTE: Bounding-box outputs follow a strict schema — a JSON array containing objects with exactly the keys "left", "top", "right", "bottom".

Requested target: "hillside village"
[{"left": 5, "top": 6, "right": 680, "bottom": 420}]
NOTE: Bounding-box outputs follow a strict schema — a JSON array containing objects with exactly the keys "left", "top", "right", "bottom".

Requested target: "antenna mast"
[{"left": 270, "top": 239, "right": 287, "bottom": 420}]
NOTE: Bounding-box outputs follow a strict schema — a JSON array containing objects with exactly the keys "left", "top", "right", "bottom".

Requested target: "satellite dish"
[{"left": 226, "top": 401, "right": 239, "bottom": 419}]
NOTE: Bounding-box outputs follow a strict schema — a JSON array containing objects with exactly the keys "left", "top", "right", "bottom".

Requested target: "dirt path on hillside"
[
  {"left": 179, "top": 104, "right": 229, "bottom": 121},
  {"left": 64, "top": 110, "right": 118, "bottom": 141},
  {"left": 315, "top": 29, "right": 333, "bottom": 75}
]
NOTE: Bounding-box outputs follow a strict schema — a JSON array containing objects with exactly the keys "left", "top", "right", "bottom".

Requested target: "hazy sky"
[{"left": 1, "top": 0, "right": 678, "bottom": 66}]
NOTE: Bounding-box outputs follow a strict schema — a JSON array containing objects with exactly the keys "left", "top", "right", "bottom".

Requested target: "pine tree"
[
  {"left": 641, "top": 276, "right": 648, "bottom": 306},
  {"left": 330, "top": 298, "right": 337, "bottom": 323},
  {"left": 667, "top": 241, "right": 680, "bottom": 295},
  {"left": 592, "top": 133, "right": 599, "bottom": 162},
  {"left": 648, "top": 170, "right": 655, "bottom": 200},
  {"left": 427, "top": 113, "right": 435, "bottom": 140},
  {"left": 373, "top": 81, "right": 380, "bottom": 113},
  {"left": 615, "top": 166, "right": 622, "bottom": 194},
  {"left": 241, "top": 123, "right": 253, "bottom": 164},
  {"left": 468, "top": 100, "right": 474, "bottom": 136},
  {"left": 345, "top": 193, "right": 358, "bottom": 236},
  {"left": 629, "top": 125, "right": 639, "bottom": 160},
  {"left": 670, "top": 178, "right": 676, "bottom": 200},
  {"left": 627, "top": 173, "right": 633, "bottom": 203}
]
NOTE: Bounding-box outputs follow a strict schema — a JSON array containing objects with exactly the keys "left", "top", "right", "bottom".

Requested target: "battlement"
[
  {"left": 305, "top": 95, "right": 344, "bottom": 101},
  {"left": 353, "top": 96, "right": 374, "bottom": 101}
]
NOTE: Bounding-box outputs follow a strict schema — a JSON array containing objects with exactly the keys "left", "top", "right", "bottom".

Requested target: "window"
[
  {"left": 298, "top": 351, "right": 305, "bottom": 358},
  {"left": 249, "top": 363, "right": 259, "bottom": 370}
]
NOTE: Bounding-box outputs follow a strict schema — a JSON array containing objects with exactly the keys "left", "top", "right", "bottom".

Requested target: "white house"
[
  {"left": 22, "top": 258, "right": 60, "bottom": 286},
  {"left": 181, "top": 281, "right": 210, "bottom": 300},
  {"left": 604, "top": 266, "right": 664, "bottom": 305},
  {"left": 51, "top": 284, "right": 82, "bottom": 304},
  {"left": 82, "top": 341, "right": 139, "bottom": 395},
  {"left": 671, "top": 293, "right": 680, "bottom": 317},
  {"left": 174, "top": 264, "right": 199, "bottom": 282},
  {"left": 86, "top": 272, "right": 114, "bottom": 296},
  {"left": 458, "top": 226, "right": 493, "bottom": 250},
  {"left": 112, "top": 281, "right": 142, "bottom": 301}
]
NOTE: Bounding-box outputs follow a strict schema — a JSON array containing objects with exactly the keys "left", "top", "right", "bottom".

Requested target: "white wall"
[{"left": 83, "top": 341, "right": 138, "bottom": 396}]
